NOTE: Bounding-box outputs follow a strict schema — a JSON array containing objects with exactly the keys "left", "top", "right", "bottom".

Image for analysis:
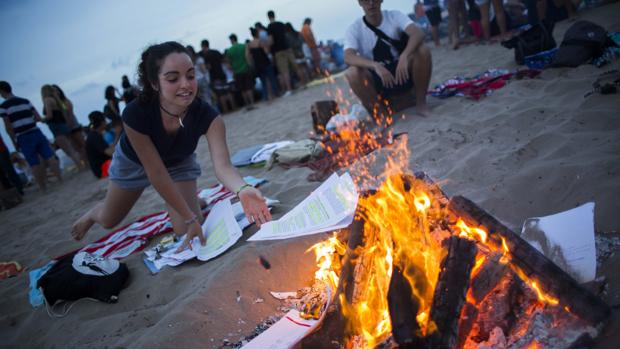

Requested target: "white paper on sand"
[
  {"left": 520, "top": 202, "right": 597, "bottom": 283},
  {"left": 242, "top": 287, "right": 332, "bottom": 349},
  {"left": 147, "top": 199, "right": 241, "bottom": 269},
  {"left": 269, "top": 291, "right": 298, "bottom": 300},
  {"left": 248, "top": 172, "right": 358, "bottom": 241}
]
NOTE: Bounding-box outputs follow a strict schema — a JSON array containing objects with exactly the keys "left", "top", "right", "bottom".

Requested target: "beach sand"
[{"left": 1, "top": 3, "right": 619, "bottom": 348}]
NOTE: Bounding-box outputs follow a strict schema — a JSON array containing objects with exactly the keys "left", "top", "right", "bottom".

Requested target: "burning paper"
[
  {"left": 248, "top": 172, "right": 358, "bottom": 241},
  {"left": 520, "top": 202, "right": 597, "bottom": 283}
]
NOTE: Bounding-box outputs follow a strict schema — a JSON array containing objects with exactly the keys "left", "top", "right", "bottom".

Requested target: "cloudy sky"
[{"left": 0, "top": 0, "right": 414, "bottom": 149}]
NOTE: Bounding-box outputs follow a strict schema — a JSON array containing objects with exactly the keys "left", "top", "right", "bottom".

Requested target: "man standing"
[
  {"left": 344, "top": 0, "right": 432, "bottom": 116},
  {"left": 0, "top": 81, "right": 61, "bottom": 191},
  {"left": 267, "top": 10, "right": 306, "bottom": 96},
  {"left": 301, "top": 18, "right": 322, "bottom": 75},
  {"left": 199, "top": 39, "right": 236, "bottom": 113},
  {"left": 225, "top": 34, "right": 255, "bottom": 109}
]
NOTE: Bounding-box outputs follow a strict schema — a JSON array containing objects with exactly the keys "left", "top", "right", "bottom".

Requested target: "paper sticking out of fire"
[
  {"left": 520, "top": 202, "right": 596, "bottom": 284},
  {"left": 248, "top": 172, "right": 358, "bottom": 241},
  {"left": 241, "top": 284, "right": 332, "bottom": 349}
]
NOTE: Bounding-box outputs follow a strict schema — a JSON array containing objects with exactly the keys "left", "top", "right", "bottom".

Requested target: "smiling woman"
[{"left": 71, "top": 41, "right": 272, "bottom": 251}]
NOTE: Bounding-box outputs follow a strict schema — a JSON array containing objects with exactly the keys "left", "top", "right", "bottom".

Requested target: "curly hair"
[{"left": 137, "top": 41, "right": 190, "bottom": 104}]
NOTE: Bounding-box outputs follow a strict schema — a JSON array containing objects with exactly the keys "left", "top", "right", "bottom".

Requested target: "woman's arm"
[
  {"left": 124, "top": 123, "right": 205, "bottom": 247},
  {"left": 43, "top": 98, "right": 55, "bottom": 121},
  {"left": 206, "top": 116, "right": 271, "bottom": 226},
  {"left": 108, "top": 99, "right": 120, "bottom": 115}
]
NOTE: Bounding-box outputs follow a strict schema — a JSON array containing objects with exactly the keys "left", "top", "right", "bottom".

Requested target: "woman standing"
[
  {"left": 71, "top": 42, "right": 271, "bottom": 250},
  {"left": 104, "top": 85, "right": 122, "bottom": 122},
  {"left": 41, "top": 85, "right": 84, "bottom": 170},
  {"left": 53, "top": 84, "right": 88, "bottom": 167},
  {"left": 247, "top": 28, "right": 278, "bottom": 101}
]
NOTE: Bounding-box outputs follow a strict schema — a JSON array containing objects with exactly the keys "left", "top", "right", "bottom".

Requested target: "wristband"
[
  {"left": 184, "top": 214, "right": 199, "bottom": 226},
  {"left": 235, "top": 183, "right": 253, "bottom": 196}
]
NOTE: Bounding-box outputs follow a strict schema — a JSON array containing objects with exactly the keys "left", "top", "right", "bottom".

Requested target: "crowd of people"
[{"left": 413, "top": 0, "right": 579, "bottom": 49}]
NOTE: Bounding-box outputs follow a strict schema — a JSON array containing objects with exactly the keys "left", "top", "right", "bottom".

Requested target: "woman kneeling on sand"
[{"left": 72, "top": 41, "right": 271, "bottom": 250}]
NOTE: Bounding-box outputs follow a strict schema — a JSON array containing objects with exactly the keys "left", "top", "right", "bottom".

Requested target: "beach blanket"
[
  {"left": 429, "top": 69, "right": 541, "bottom": 100},
  {"left": 0, "top": 261, "right": 24, "bottom": 280},
  {"left": 28, "top": 176, "right": 267, "bottom": 307}
]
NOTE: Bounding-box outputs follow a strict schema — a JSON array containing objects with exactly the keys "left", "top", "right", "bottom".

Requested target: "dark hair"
[
  {"left": 304, "top": 17, "right": 312, "bottom": 25},
  {"left": 105, "top": 85, "right": 117, "bottom": 100},
  {"left": 254, "top": 22, "right": 265, "bottom": 30},
  {"left": 201, "top": 39, "right": 209, "bottom": 48},
  {"left": 137, "top": 41, "right": 190, "bottom": 104},
  {"left": 52, "top": 84, "right": 68, "bottom": 101},
  {"left": 229, "top": 34, "right": 238, "bottom": 42},
  {"left": 122, "top": 75, "right": 131, "bottom": 89},
  {"left": 88, "top": 110, "right": 106, "bottom": 129},
  {"left": 267, "top": 10, "right": 275, "bottom": 19},
  {"left": 0, "top": 81, "right": 12, "bottom": 94},
  {"left": 250, "top": 27, "right": 258, "bottom": 38},
  {"left": 285, "top": 22, "right": 298, "bottom": 35}
]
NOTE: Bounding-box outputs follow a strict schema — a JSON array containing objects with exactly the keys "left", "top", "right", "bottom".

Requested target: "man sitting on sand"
[{"left": 344, "top": 0, "right": 432, "bottom": 116}]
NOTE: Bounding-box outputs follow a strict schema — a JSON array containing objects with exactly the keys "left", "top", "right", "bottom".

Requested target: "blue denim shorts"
[
  {"left": 108, "top": 145, "right": 201, "bottom": 190},
  {"left": 17, "top": 128, "right": 55, "bottom": 166}
]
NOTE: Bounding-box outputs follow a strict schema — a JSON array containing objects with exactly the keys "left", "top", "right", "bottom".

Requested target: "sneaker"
[{"left": 282, "top": 91, "right": 292, "bottom": 97}]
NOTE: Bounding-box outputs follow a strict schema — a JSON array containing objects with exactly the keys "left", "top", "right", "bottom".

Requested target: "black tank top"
[{"left": 250, "top": 47, "right": 271, "bottom": 71}]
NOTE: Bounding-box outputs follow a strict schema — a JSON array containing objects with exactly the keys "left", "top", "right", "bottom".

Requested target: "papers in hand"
[
  {"left": 520, "top": 202, "right": 597, "bottom": 283},
  {"left": 248, "top": 172, "right": 358, "bottom": 241},
  {"left": 145, "top": 199, "right": 242, "bottom": 269}
]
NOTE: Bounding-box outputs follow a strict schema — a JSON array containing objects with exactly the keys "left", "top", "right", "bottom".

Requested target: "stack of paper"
[{"left": 248, "top": 172, "right": 358, "bottom": 241}]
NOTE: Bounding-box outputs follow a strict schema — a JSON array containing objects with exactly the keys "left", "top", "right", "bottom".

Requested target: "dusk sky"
[{"left": 0, "top": 0, "right": 415, "bottom": 149}]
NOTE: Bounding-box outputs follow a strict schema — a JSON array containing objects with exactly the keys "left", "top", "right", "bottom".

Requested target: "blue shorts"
[
  {"left": 17, "top": 128, "right": 55, "bottom": 166},
  {"left": 108, "top": 145, "right": 202, "bottom": 190}
]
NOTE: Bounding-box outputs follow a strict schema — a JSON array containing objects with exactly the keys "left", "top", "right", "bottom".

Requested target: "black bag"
[
  {"left": 551, "top": 20, "right": 609, "bottom": 67},
  {"left": 501, "top": 24, "right": 557, "bottom": 65},
  {"left": 38, "top": 252, "right": 130, "bottom": 306},
  {"left": 362, "top": 17, "right": 409, "bottom": 54}
]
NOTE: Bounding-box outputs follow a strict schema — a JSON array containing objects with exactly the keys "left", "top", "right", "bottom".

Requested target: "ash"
[
  {"left": 220, "top": 282, "right": 330, "bottom": 349},
  {"left": 595, "top": 234, "right": 620, "bottom": 265}
]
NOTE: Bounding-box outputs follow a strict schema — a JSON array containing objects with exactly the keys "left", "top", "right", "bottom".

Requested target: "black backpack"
[
  {"left": 501, "top": 24, "right": 557, "bottom": 65},
  {"left": 552, "top": 20, "right": 608, "bottom": 67},
  {"left": 38, "top": 252, "right": 130, "bottom": 307}
]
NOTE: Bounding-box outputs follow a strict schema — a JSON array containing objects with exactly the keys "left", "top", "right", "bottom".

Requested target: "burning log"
[
  {"left": 300, "top": 217, "right": 366, "bottom": 348},
  {"left": 448, "top": 196, "right": 611, "bottom": 326},
  {"left": 469, "top": 253, "right": 508, "bottom": 303},
  {"left": 426, "top": 236, "right": 478, "bottom": 349},
  {"left": 387, "top": 265, "right": 425, "bottom": 349}
]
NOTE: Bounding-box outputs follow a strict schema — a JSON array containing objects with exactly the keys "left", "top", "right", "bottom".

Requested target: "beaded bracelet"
[
  {"left": 235, "top": 183, "right": 253, "bottom": 196},
  {"left": 184, "top": 214, "right": 199, "bottom": 226}
]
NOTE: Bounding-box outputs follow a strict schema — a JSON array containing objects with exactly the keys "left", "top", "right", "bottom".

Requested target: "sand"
[{"left": 1, "top": 3, "right": 620, "bottom": 348}]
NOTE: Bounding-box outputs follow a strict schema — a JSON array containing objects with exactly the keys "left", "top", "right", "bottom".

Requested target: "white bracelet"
[{"left": 184, "top": 214, "right": 199, "bottom": 226}]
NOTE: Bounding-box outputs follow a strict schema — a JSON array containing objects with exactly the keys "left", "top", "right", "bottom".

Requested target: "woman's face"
[{"left": 157, "top": 52, "right": 197, "bottom": 110}]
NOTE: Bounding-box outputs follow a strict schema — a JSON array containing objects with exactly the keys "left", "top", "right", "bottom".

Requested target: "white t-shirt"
[{"left": 344, "top": 10, "right": 414, "bottom": 61}]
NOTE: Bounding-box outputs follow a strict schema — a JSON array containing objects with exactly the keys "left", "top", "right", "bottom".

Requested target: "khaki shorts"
[{"left": 274, "top": 49, "right": 296, "bottom": 77}]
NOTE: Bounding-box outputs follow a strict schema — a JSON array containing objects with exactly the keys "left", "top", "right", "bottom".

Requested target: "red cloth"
[{"left": 100, "top": 159, "right": 111, "bottom": 178}]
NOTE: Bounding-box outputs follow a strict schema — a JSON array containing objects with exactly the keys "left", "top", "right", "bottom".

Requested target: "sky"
[{"left": 0, "top": 0, "right": 415, "bottom": 150}]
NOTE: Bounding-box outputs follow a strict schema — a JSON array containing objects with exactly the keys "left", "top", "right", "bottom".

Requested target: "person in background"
[
  {"left": 285, "top": 22, "right": 312, "bottom": 84},
  {"left": 225, "top": 34, "right": 255, "bottom": 109},
  {"left": 85, "top": 111, "right": 119, "bottom": 178},
  {"left": 121, "top": 75, "right": 139, "bottom": 105},
  {"left": 344, "top": 0, "right": 432, "bottom": 115},
  {"left": 0, "top": 134, "right": 23, "bottom": 195},
  {"left": 477, "top": 0, "right": 508, "bottom": 40},
  {"left": 423, "top": 0, "right": 442, "bottom": 47},
  {"left": 199, "top": 39, "right": 236, "bottom": 113},
  {"left": 0, "top": 81, "right": 61, "bottom": 191},
  {"left": 71, "top": 41, "right": 271, "bottom": 251},
  {"left": 301, "top": 18, "right": 322, "bottom": 75},
  {"left": 53, "top": 84, "right": 88, "bottom": 167},
  {"left": 104, "top": 85, "right": 122, "bottom": 122},
  {"left": 267, "top": 10, "right": 307, "bottom": 95},
  {"left": 247, "top": 27, "right": 278, "bottom": 101},
  {"left": 41, "top": 84, "right": 85, "bottom": 170},
  {"left": 186, "top": 45, "right": 214, "bottom": 105}
]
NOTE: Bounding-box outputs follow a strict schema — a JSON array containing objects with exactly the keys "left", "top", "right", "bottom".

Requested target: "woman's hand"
[
  {"left": 238, "top": 187, "right": 271, "bottom": 227},
  {"left": 176, "top": 221, "right": 206, "bottom": 252}
]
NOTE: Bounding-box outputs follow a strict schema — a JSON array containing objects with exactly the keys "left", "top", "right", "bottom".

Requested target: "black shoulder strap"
[{"left": 362, "top": 16, "right": 401, "bottom": 49}]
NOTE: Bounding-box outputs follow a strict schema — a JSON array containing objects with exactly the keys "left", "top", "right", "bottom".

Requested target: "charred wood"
[
  {"left": 426, "top": 236, "right": 478, "bottom": 349},
  {"left": 448, "top": 196, "right": 611, "bottom": 326}
]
